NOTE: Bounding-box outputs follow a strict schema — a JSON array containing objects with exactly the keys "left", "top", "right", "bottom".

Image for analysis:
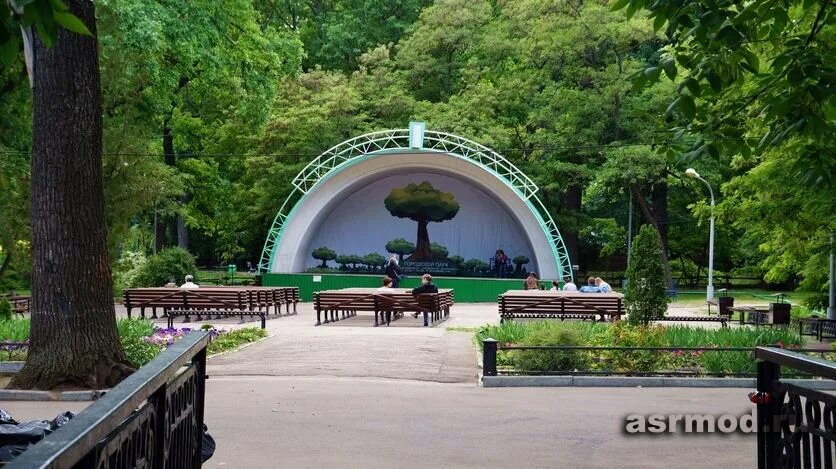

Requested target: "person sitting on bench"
[
  {"left": 579, "top": 277, "right": 601, "bottom": 293},
  {"left": 595, "top": 277, "right": 612, "bottom": 293},
  {"left": 180, "top": 274, "right": 199, "bottom": 289},
  {"left": 377, "top": 277, "right": 394, "bottom": 291},
  {"left": 410, "top": 274, "right": 438, "bottom": 318}
]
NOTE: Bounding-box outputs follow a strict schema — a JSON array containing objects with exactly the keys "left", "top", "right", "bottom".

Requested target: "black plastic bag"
[
  {"left": 201, "top": 424, "right": 215, "bottom": 463},
  {"left": 0, "top": 410, "right": 74, "bottom": 463}
]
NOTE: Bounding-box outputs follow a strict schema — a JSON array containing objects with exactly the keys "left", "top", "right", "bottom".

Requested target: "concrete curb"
[
  {"left": 0, "top": 389, "right": 106, "bottom": 401},
  {"left": 207, "top": 332, "right": 272, "bottom": 360},
  {"left": 482, "top": 375, "right": 836, "bottom": 389},
  {"left": 0, "top": 362, "right": 24, "bottom": 374}
]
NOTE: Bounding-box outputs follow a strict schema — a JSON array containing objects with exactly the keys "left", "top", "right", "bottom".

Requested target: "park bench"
[
  {"left": 313, "top": 288, "right": 454, "bottom": 327},
  {"left": 0, "top": 293, "right": 30, "bottom": 317},
  {"left": 498, "top": 290, "right": 623, "bottom": 322},
  {"left": 798, "top": 317, "right": 836, "bottom": 342},
  {"left": 122, "top": 287, "right": 298, "bottom": 327}
]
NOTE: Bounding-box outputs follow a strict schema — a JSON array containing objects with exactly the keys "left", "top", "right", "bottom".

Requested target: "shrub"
[
  {"left": 133, "top": 247, "right": 198, "bottom": 288},
  {"left": 0, "top": 299, "right": 12, "bottom": 322},
  {"left": 510, "top": 327, "right": 589, "bottom": 373},
  {"left": 591, "top": 322, "right": 671, "bottom": 372},
  {"left": 112, "top": 250, "right": 148, "bottom": 294},
  {"left": 803, "top": 292, "right": 828, "bottom": 312},
  {"left": 625, "top": 225, "right": 667, "bottom": 326}
]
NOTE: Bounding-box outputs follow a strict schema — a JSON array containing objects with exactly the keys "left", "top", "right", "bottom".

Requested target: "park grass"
[
  {"left": 669, "top": 289, "right": 813, "bottom": 308},
  {"left": 207, "top": 327, "right": 268, "bottom": 355}
]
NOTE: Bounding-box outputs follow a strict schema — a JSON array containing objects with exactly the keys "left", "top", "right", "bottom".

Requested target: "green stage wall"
[{"left": 262, "top": 273, "right": 527, "bottom": 302}]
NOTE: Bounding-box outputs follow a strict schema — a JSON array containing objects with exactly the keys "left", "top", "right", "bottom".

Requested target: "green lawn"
[{"left": 669, "top": 289, "right": 813, "bottom": 308}]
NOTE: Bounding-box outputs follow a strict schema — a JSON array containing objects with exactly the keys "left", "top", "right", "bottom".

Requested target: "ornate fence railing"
[
  {"left": 752, "top": 347, "right": 836, "bottom": 469},
  {"left": 8, "top": 331, "right": 210, "bottom": 468}
]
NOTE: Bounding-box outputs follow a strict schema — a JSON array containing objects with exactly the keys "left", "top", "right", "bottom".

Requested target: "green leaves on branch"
[{"left": 1, "top": 0, "right": 91, "bottom": 67}]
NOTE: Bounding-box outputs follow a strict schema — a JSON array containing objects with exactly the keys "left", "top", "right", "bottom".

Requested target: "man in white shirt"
[
  {"left": 180, "top": 275, "right": 199, "bottom": 289},
  {"left": 562, "top": 276, "right": 578, "bottom": 292}
]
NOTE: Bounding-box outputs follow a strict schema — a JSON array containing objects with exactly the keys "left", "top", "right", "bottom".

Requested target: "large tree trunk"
[
  {"left": 652, "top": 180, "right": 668, "bottom": 254},
  {"left": 11, "top": 1, "right": 134, "bottom": 390},
  {"left": 155, "top": 123, "right": 177, "bottom": 252},
  {"left": 629, "top": 184, "right": 674, "bottom": 289},
  {"left": 563, "top": 184, "right": 582, "bottom": 270},
  {"left": 410, "top": 218, "right": 432, "bottom": 260},
  {"left": 176, "top": 213, "right": 189, "bottom": 250}
]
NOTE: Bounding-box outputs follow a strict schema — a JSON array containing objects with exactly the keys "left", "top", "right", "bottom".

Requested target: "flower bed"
[
  {"left": 474, "top": 321, "right": 829, "bottom": 375},
  {"left": 0, "top": 318, "right": 267, "bottom": 367}
]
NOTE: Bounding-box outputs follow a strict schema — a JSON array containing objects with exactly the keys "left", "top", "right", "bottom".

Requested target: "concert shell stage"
[{"left": 259, "top": 123, "right": 573, "bottom": 302}]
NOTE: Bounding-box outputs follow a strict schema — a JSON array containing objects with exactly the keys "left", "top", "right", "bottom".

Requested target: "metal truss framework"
[{"left": 259, "top": 128, "right": 573, "bottom": 280}]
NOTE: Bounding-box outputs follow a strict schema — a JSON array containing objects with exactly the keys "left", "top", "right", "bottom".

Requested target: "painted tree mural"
[
  {"left": 384, "top": 182, "right": 459, "bottom": 261},
  {"left": 385, "top": 238, "right": 415, "bottom": 263}
]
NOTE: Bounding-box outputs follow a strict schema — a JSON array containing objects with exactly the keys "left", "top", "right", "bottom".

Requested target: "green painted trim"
[
  {"left": 262, "top": 273, "right": 532, "bottom": 302},
  {"left": 259, "top": 127, "right": 573, "bottom": 281}
]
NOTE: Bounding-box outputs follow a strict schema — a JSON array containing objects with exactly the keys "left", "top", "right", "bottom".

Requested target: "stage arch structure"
[{"left": 259, "top": 122, "right": 574, "bottom": 281}]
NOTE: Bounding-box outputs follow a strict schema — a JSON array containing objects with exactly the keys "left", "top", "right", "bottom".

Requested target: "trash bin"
[
  {"left": 717, "top": 289, "right": 734, "bottom": 316},
  {"left": 770, "top": 302, "right": 791, "bottom": 325}
]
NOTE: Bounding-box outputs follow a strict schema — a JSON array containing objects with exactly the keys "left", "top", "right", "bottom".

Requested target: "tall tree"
[
  {"left": 384, "top": 182, "right": 459, "bottom": 260},
  {"left": 11, "top": 0, "right": 133, "bottom": 389}
]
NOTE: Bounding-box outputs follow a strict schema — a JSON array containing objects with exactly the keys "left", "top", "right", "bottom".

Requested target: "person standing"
[{"left": 384, "top": 255, "right": 404, "bottom": 288}]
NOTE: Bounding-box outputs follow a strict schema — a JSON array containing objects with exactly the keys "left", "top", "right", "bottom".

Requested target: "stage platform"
[{"left": 261, "top": 273, "right": 530, "bottom": 302}]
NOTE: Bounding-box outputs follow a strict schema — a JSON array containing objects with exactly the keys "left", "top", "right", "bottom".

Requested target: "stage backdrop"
[{"left": 305, "top": 172, "right": 537, "bottom": 277}]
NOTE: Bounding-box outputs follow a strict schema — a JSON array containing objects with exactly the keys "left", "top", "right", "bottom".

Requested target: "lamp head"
[{"left": 685, "top": 168, "right": 699, "bottom": 179}]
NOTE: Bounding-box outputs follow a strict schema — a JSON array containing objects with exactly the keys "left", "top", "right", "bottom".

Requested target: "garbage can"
[
  {"left": 227, "top": 264, "right": 237, "bottom": 285},
  {"left": 769, "top": 294, "right": 792, "bottom": 324},
  {"left": 717, "top": 289, "right": 734, "bottom": 316}
]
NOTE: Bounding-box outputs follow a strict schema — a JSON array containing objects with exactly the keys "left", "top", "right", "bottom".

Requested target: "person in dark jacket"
[
  {"left": 411, "top": 273, "right": 438, "bottom": 318},
  {"left": 384, "top": 255, "right": 404, "bottom": 288}
]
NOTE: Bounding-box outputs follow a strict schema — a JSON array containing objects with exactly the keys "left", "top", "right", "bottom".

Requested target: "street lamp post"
[{"left": 686, "top": 168, "right": 715, "bottom": 301}]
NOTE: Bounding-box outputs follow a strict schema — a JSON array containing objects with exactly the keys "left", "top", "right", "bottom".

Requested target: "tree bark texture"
[
  {"left": 11, "top": 0, "right": 133, "bottom": 390},
  {"left": 629, "top": 184, "right": 674, "bottom": 289},
  {"left": 563, "top": 184, "right": 582, "bottom": 270}
]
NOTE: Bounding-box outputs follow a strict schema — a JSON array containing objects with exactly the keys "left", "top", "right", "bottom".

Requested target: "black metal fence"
[
  {"left": 481, "top": 339, "right": 833, "bottom": 377},
  {"left": 753, "top": 347, "right": 836, "bottom": 469},
  {"left": 8, "top": 331, "right": 210, "bottom": 468}
]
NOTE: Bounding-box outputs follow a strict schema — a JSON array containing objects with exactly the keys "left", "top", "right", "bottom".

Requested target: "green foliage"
[
  {"left": 0, "top": 299, "right": 12, "bottom": 322},
  {"left": 362, "top": 252, "right": 386, "bottom": 269},
  {"left": 116, "top": 318, "right": 159, "bottom": 367},
  {"left": 133, "top": 247, "right": 198, "bottom": 288},
  {"left": 591, "top": 323, "right": 670, "bottom": 372},
  {"left": 511, "top": 328, "right": 590, "bottom": 373},
  {"left": 384, "top": 182, "right": 460, "bottom": 223},
  {"left": 207, "top": 327, "right": 267, "bottom": 355},
  {"left": 311, "top": 247, "right": 337, "bottom": 268},
  {"left": 1, "top": 0, "right": 91, "bottom": 67},
  {"left": 475, "top": 320, "right": 805, "bottom": 374},
  {"left": 625, "top": 225, "right": 668, "bottom": 325},
  {"left": 385, "top": 238, "right": 415, "bottom": 256},
  {"left": 112, "top": 250, "right": 148, "bottom": 294},
  {"left": 448, "top": 256, "right": 464, "bottom": 265},
  {"left": 429, "top": 243, "right": 448, "bottom": 258},
  {"left": 0, "top": 318, "right": 29, "bottom": 341},
  {"left": 803, "top": 293, "right": 829, "bottom": 312}
]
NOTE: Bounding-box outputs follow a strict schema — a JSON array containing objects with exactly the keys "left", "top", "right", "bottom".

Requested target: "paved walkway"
[
  {"left": 208, "top": 303, "right": 493, "bottom": 383},
  {"left": 201, "top": 303, "right": 755, "bottom": 468}
]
